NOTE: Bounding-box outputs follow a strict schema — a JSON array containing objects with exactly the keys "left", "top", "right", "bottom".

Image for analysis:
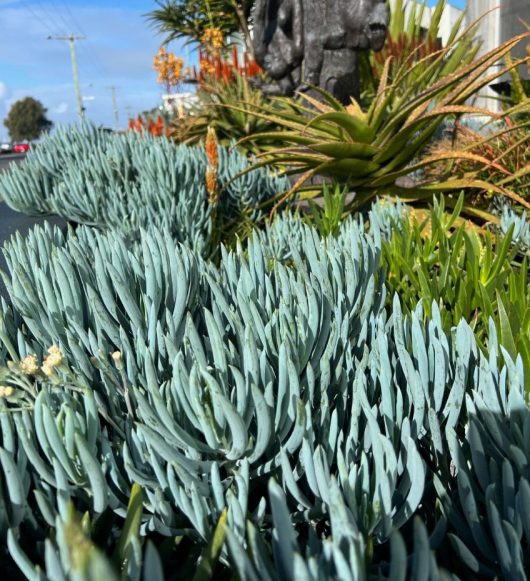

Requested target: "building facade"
[{"left": 466, "top": 0, "right": 529, "bottom": 111}]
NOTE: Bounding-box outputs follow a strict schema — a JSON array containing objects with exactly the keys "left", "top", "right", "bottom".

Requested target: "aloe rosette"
[{"left": 241, "top": 31, "right": 530, "bottom": 221}]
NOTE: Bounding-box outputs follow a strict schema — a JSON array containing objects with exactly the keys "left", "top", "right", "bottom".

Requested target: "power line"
[
  {"left": 18, "top": 0, "right": 57, "bottom": 36},
  {"left": 26, "top": 0, "right": 107, "bottom": 83},
  {"left": 55, "top": 2, "right": 109, "bottom": 81},
  {"left": 19, "top": 1, "right": 122, "bottom": 118},
  {"left": 78, "top": 39, "right": 108, "bottom": 81},
  {"left": 57, "top": 0, "right": 89, "bottom": 38},
  {"left": 47, "top": 0, "right": 77, "bottom": 35},
  {"left": 33, "top": 0, "right": 68, "bottom": 34},
  {"left": 51, "top": 1, "right": 102, "bottom": 75}
]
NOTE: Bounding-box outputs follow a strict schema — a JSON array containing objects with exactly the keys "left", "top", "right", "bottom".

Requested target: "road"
[
  {"left": 0, "top": 152, "right": 67, "bottom": 303},
  {"left": 0, "top": 152, "right": 25, "bottom": 172}
]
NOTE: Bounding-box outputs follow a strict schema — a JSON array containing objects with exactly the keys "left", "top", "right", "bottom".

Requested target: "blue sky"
[
  {"left": 0, "top": 0, "right": 191, "bottom": 138},
  {"left": 0, "top": 0, "right": 466, "bottom": 139}
]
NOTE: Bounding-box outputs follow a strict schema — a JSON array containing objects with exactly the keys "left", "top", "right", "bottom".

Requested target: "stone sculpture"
[
  {"left": 252, "top": 0, "right": 389, "bottom": 103},
  {"left": 252, "top": 0, "right": 305, "bottom": 95}
]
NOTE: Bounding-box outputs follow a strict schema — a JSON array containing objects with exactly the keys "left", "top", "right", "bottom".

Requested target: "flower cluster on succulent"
[
  {"left": 201, "top": 26, "right": 224, "bottom": 51},
  {"left": 153, "top": 46, "right": 184, "bottom": 93}
]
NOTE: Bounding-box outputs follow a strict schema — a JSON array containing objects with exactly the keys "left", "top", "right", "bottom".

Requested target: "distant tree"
[{"left": 4, "top": 97, "right": 52, "bottom": 142}]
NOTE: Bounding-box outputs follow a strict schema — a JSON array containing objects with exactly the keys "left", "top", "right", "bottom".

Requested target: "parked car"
[
  {"left": 12, "top": 143, "right": 30, "bottom": 153},
  {"left": 0, "top": 142, "right": 12, "bottom": 154}
]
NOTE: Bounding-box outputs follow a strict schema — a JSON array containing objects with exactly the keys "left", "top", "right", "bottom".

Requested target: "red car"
[{"left": 13, "top": 143, "right": 30, "bottom": 153}]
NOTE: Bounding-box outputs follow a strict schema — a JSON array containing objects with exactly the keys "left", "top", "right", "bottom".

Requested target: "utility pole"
[
  {"left": 107, "top": 86, "right": 120, "bottom": 130},
  {"left": 48, "top": 35, "right": 86, "bottom": 121}
]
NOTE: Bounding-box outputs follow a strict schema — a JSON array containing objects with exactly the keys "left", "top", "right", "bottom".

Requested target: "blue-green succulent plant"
[
  {"left": 0, "top": 210, "right": 528, "bottom": 578},
  {"left": 0, "top": 124, "right": 289, "bottom": 256}
]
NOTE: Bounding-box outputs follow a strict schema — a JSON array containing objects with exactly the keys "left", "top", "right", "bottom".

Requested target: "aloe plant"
[
  {"left": 424, "top": 104, "right": 530, "bottom": 209},
  {"left": 241, "top": 32, "right": 530, "bottom": 221},
  {"left": 168, "top": 73, "right": 287, "bottom": 156},
  {"left": 361, "top": 0, "right": 479, "bottom": 104}
]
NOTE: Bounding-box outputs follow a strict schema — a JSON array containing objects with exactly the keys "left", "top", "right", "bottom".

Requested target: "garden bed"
[{"left": 0, "top": 123, "right": 528, "bottom": 579}]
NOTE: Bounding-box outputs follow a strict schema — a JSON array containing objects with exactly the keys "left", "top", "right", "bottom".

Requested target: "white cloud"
[
  {"left": 0, "top": 82, "right": 10, "bottom": 101},
  {"left": 53, "top": 101, "right": 68, "bottom": 115}
]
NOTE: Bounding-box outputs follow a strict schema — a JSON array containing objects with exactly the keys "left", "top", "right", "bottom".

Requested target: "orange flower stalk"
[
  {"left": 205, "top": 126, "right": 219, "bottom": 205},
  {"left": 128, "top": 114, "right": 167, "bottom": 138},
  {"left": 205, "top": 167, "right": 219, "bottom": 204},
  {"left": 195, "top": 45, "right": 261, "bottom": 85},
  {"left": 205, "top": 126, "right": 219, "bottom": 170},
  {"left": 201, "top": 27, "right": 224, "bottom": 52}
]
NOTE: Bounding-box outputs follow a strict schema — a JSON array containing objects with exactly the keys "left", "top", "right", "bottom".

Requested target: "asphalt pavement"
[
  {"left": 0, "top": 152, "right": 25, "bottom": 172},
  {"left": 0, "top": 153, "right": 67, "bottom": 303}
]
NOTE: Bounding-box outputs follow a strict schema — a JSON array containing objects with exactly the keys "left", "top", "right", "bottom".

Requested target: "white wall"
[
  {"left": 162, "top": 93, "right": 200, "bottom": 116},
  {"left": 439, "top": 5, "right": 465, "bottom": 45},
  {"left": 465, "top": 0, "right": 503, "bottom": 111}
]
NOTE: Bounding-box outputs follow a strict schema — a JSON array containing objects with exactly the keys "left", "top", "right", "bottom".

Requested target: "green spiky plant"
[
  {"left": 379, "top": 195, "right": 530, "bottom": 393},
  {"left": 360, "top": 0, "right": 479, "bottom": 104},
  {"left": 304, "top": 183, "right": 347, "bottom": 238},
  {"left": 168, "top": 72, "right": 288, "bottom": 155},
  {"left": 239, "top": 31, "right": 530, "bottom": 223}
]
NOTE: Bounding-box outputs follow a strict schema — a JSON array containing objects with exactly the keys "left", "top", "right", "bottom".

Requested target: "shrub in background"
[
  {"left": 0, "top": 124, "right": 288, "bottom": 257},
  {"left": 168, "top": 72, "right": 287, "bottom": 156},
  {"left": 146, "top": 0, "right": 254, "bottom": 56},
  {"left": 425, "top": 109, "right": 530, "bottom": 212}
]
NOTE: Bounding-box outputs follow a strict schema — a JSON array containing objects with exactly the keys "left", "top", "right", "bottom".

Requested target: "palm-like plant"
[
  {"left": 147, "top": 0, "right": 254, "bottom": 55},
  {"left": 241, "top": 30, "right": 530, "bottom": 221}
]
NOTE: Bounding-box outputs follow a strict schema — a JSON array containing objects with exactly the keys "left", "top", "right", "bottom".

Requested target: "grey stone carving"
[
  {"left": 252, "top": 0, "right": 389, "bottom": 103},
  {"left": 252, "top": 0, "right": 304, "bottom": 95}
]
